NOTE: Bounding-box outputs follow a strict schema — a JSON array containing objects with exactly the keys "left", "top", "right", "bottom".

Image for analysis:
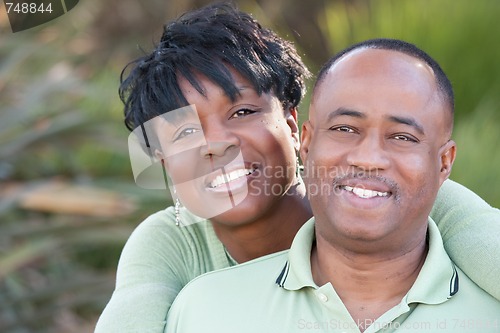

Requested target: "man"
[{"left": 165, "top": 39, "right": 500, "bottom": 332}]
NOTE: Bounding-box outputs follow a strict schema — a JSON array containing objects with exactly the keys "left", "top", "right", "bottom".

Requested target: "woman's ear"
[
  {"left": 154, "top": 149, "right": 167, "bottom": 168},
  {"left": 285, "top": 107, "right": 300, "bottom": 151}
]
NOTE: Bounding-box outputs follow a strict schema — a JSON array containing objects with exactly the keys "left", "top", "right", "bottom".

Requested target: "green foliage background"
[{"left": 1, "top": 0, "right": 498, "bottom": 332}]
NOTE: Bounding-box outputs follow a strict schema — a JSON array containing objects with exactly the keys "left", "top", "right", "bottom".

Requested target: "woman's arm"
[
  {"left": 94, "top": 210, "right": 186, "bottom": 333},
  {"left": 94, "top": 207, "right": 228, "bottom": 332},
  {"left": 431, "top": 179, "right": 500, "bottom": 301}
]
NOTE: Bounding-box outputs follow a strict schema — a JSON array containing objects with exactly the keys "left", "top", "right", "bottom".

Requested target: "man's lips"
[
  {"left": 333, "top": 175, "right": 398, "bottom": 200},
  {"left": 338, "top": 185, "right": 390, "bottom": 199}
]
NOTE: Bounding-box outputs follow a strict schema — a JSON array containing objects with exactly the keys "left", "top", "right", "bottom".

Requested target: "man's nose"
[{"left": 346, "top": 134, "right": 390, "bottom": 172}]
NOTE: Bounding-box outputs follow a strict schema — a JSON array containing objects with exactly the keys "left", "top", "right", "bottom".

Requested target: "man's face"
[{"left": 300, "top": 48, "right": 456, "bottom": 253}]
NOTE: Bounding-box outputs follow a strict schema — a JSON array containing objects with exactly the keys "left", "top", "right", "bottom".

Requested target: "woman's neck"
[{"left": 212, "top": 181, "right": 312, "bottom": 263}]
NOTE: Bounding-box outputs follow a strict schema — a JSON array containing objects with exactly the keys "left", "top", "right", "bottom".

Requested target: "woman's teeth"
[{"left": 209, "top": 168, "right": 255, "bottom": 188}]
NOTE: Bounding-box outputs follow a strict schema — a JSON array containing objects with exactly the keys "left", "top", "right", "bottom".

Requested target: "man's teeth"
[
  {"left": 343, "top": 185, "right": 389, "bottom": 198},
  {"left": 209, "top": 169, "right": 255, "bottom": 188}
]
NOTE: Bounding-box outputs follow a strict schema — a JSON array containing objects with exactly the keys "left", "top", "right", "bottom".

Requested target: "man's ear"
[
  {"left": 438, "top": 140, "right": 456, "bottom": 185},
  {"left": 300, "top": 120, "right": 312, "bottom": 163},
  {"left": 285, "top": 107, "right": 300, "bottom": 152}
]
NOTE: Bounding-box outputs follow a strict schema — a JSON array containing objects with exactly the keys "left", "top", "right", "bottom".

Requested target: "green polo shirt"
[{"left": 166, "top": 218, "right": 500, "bottom": 333}]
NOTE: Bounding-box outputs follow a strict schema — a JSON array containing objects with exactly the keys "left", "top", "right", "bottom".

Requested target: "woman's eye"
[
  {"left": 174, "top": 127, "right": 201, "bottom": 141},
  {"left": 231, "top": 108, "right": 256, "bottom": 119}
]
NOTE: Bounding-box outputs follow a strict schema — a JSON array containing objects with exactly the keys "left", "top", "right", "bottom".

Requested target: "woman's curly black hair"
[{"left": 120, "top": 2, "right": 311, "bottom": 131}]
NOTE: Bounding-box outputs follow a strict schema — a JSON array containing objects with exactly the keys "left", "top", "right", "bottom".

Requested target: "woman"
[{"left": 95, "top": 3, "right": 500, "bottom": 332}]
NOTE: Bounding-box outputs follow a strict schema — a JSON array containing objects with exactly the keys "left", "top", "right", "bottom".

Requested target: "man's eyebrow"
[
  {"left": 387, "top": 115, "right": 425, "bottom": 135},
  {"left": 326, "top": 107, "right": 366, "bottom": 122}
]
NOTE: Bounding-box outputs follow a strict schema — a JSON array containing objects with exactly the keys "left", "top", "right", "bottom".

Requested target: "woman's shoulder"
[
  {"left": 97, "top": 208, "right": 220, "bottom": 333},
  {"left": 116, "top": 205, "right": 229, "bottom": 285},
  {"left": 127, "top": 206, "right": 215, "bottom": 249}
]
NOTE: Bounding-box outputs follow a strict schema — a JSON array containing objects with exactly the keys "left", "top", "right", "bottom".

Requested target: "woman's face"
[{"left": 154, "top": 69, "right": 300, "bottom": 226}]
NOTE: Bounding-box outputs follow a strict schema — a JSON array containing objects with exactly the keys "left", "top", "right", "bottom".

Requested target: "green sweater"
[{"left": 94, "top": 179, "right": 500, "bottom": 333}]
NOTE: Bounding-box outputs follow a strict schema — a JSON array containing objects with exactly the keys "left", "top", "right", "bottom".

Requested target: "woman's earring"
[
  {"left": 172, "top": 186, "right": 182, "bottom": 227},
  {"left": 296, "top": 155, "right": 303, "bottom": 182},
  {"left": 174, "top": 198, "right": 181, "bottom": 226}
]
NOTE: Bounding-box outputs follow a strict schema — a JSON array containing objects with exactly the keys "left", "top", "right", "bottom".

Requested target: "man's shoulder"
[
  {"left": 166, "top": 251, "right": 292, "bottom": 333},
  {"left": 174, "top": 250, "right": 289, "bottom": 300},
  {"left": 454, "top": 266, "right": 500, "bottom": 307},
  {"left": 407, "top": 267, "right": 500, "bottom": 331},
  {"left": 186, "top": 250, "right": 288, "bottom": 287}
]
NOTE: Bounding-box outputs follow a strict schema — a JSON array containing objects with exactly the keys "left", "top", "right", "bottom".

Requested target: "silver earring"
[
  {"left": 174, "top": 198, "right": 181, "bottom": 226},
  {"left": 296, "top": 155, "right": 303, "bottom": 181}
]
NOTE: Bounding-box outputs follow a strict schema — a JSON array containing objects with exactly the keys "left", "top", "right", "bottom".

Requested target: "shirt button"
[{"left": 317, "top": 293, "right": 328, "bottom": 302}]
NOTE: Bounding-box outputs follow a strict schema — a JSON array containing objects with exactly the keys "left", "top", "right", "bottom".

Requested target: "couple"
[{"left": 96, "top": 3, "right": 500, "bottom": 332}]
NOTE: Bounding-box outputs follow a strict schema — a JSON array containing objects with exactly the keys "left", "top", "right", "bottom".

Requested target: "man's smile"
[{"left": 339, "top": 185, "right": 390, "bottom": 199}]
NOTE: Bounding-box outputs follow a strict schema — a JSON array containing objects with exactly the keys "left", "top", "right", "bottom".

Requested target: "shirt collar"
[
  {"left": 275, "top": 217, "right": 316, "bottom": 290},
  {"left": 276, "top": 217, "right": 459, "bottom": 305},
  {"left": 406, "top": 217, "right": 459, "bottom": 304}
]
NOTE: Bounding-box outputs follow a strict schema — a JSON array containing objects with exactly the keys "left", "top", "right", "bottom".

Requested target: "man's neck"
[{"left": 311, "top": 232, "right": 428, "bottom": 332}]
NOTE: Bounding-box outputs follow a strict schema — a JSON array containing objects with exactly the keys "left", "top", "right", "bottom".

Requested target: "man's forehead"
[
  {"left": 309, "top": 48, "right": 443, "bottom": 124},
  {"left": 324, "top": 48, "right": 434, "bottom": 84},
  {"left": 313, "top": 49, "right": 436, "bottom": 102}
]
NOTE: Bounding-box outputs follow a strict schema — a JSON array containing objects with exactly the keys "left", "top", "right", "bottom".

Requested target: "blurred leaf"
[
  {"left": 0, "top": 239, "right": 59, "bottom": 280},
  {"left": 451, "top": 90, "right": 500, "bottom": 207}
]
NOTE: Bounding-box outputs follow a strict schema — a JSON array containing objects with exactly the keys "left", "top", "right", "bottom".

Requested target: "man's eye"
[
  {"left": 231, "top": 109, "right": 256, "bottom": 119},
  {"left": 174, "top": 127, "right": 201, "bottom": 141},
  {"left": 393, "top": 134, "right": 418, "bottom": 142},
  {"left": 331, "top": 126, "right": 356, "bottom": 133}
]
